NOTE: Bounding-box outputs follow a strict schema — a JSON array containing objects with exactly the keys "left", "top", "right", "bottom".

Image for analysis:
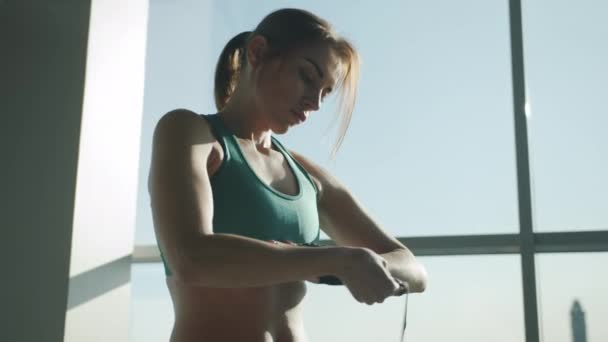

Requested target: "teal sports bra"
[{"left": 158, "top": 113, "right": 321, "bottom": 276}]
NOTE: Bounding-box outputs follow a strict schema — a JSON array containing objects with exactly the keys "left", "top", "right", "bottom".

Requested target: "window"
[
  {"left": 522, "top": 0, "right": 608, "bottom": 232},
  {"left": 536, "top": 253, "right": 608, "bottom": 342},
  {"left": 130, "top": 1, "right": 608, "bottom": 342},
  {"left": 304, "top": 255, "right": 524, "bottom": 342}
]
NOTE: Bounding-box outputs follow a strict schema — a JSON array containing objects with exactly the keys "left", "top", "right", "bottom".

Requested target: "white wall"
[
  {"left": 68, "top": 0, "right": 148, "bottom": 279},
  {"left": 65, "top": 0, "right": 148, "bottom": 340}
]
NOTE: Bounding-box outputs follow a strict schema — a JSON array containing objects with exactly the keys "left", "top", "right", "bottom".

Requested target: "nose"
[{"left": 301, "top": 90, "right": 322, "bottom": 112}]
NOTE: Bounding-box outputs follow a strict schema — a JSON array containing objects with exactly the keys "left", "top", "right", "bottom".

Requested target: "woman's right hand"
[{"left": 335, "top": 247, "right": 406, "bottom": 305}]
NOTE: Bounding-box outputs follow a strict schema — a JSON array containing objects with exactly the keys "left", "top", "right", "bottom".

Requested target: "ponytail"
[{"left": 214, "top": 31, "right": 252, "bottom": 111}]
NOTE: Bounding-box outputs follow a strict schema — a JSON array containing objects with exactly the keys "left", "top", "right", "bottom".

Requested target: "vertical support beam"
[
  {"left": 1, "top": 1, "right": 92, "bottom": 341},
  {"left": 0, "top": 1, "right": 149, "bottom": 341},
  {"left": 508, "top": 1, "right": 541, "bottom": 341}
]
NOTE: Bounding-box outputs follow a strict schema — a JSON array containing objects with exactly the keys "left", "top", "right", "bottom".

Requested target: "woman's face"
[{"left": 252, "top": 41, "right": 341, "bottom": 133}]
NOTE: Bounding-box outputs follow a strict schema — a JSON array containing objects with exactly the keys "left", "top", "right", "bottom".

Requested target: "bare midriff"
[{"left": 166, "top": 278, "right": 310, "bottom": 342}]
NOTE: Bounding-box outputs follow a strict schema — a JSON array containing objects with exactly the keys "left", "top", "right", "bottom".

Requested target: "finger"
[
  {"left": 377, "top": 284, "right": 399, "bottom": 301},
  {"left": 363, "top": 288, "right": 379, "bottom": 305},
  {"left": 393, "top": 280, "right": 409, "bottom": 296},
  {"left": 371, "top": 280, "right": 393, "bottom": 303}
]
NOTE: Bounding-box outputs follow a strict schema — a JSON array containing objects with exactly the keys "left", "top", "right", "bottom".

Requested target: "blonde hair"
[{"left": 214, "top": 8, "right": 360, "bottom": 160}]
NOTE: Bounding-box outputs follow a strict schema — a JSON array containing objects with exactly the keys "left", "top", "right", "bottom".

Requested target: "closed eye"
[{"left": 299, "top": 67, "right": 333, "bottom": 102}]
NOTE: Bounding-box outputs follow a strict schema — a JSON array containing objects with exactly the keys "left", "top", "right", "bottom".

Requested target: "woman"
[{"left": 148, "top": 8, "right": 428, "bottom": 342}]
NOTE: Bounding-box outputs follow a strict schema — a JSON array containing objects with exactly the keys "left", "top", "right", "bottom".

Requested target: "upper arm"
[
  {"left": 288, "top": 149, "right": 405, "bottom": 254},
  {"left": 148, "top": 109, "right": 215, "bottom": 276}
]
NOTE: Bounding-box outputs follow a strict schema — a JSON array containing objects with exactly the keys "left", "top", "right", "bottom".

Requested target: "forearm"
[
  {"left": 381, "top": 248, "right": 428, "bottom": 293},
  {"left": 178, "top": 233, "right": 345, "bottom": 288}
]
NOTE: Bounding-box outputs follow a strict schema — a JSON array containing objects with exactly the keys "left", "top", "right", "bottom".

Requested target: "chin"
[
  {"left": 272, "top": 118, "right": 293, "bottom": 134},
  {"left": 274, "top": 125, "right": 289, "bottom": 134}
]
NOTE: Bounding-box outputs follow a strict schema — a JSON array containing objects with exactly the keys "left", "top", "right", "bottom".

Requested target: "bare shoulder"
[
  {"left": 153, "top": 108, "right": 213, "bottom": 143},
  {"left": 153, "top": 109, "right": 222, "bottom": 159},
  {"left": 149, "top": 109, "right": 222, "bottom": 188}
]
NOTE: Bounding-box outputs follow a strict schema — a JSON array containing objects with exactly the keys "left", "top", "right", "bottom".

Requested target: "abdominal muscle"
[{"left": 166, "top": 277, "right": 310, "bottom": 342}]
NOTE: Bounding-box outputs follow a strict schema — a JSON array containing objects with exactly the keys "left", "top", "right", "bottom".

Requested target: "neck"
[{"left": 219, "top": 95, "right": 273, "bottom": 150}]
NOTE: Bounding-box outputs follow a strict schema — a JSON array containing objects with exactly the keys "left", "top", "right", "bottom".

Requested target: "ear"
[{"left": 245, "top": 35, "right": 269, "bottom": 69}]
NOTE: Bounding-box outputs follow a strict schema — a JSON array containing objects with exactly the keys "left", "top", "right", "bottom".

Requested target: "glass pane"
[
  {"left": 130, "top": 256, "right": 524, "bottom": 342},
  {"left": 130, "top": 263, "right": 173, "bottom": 341},
  {"left": 536, "top": 253, "right": 608, "bottom": 342},
  {"left": 135, "top": 0, "right": 519, "bottom": 245},
  {"left": 286, "top": 0, "right": 519, "bottom": 237},
  {"left": 523, "top": 1, "right": 608, "bottom": 232}
]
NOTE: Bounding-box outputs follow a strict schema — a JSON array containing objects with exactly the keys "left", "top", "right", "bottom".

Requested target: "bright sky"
[{"left": 131, "top": 1, "right": 607, "bottom": 341}]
